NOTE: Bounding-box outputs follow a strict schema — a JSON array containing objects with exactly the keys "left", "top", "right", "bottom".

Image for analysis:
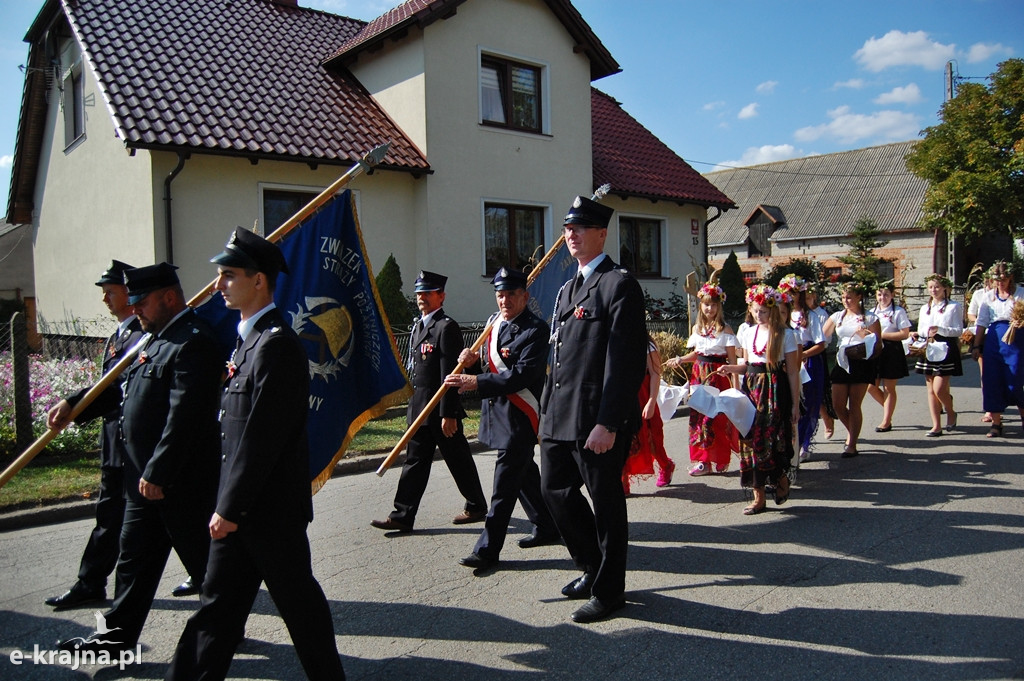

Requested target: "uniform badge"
[
  {"left": 226, "top": 360, "right": 237, "bottom": 379},
  {"left": 500, "top": 347, "right": 512, "bottom": 359},
  {"left": 138, "top": 351, "right": 149, "bottom": 364},
  {"left": 420, "top": 342, "right": 434, "bottom": 359},
  {"left": 574, "top": 306, "right": 587, "bottom": 319}
]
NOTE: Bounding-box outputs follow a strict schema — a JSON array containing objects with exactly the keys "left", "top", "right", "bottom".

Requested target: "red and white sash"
[{"left": 487, "top": 324, "right": 540, "bottom": 434}]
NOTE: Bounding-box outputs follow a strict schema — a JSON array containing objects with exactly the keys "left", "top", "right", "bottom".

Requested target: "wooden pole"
[
  {"left": 0, "top": 333, "right": 151, "bottom": 490},
  {"left": 187, "top": 142, "right": 391, "bottom": 307},
  {"left": 1, "top": 144, "right": 392, "bottom": 489},
  {"left": 375, "top": 234, "right": 568, "bottom": 476}
]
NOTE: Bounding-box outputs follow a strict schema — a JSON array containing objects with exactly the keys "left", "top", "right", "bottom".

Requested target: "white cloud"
[
  {"left": 738, "top": 103, "right": 759, "bottom": 119},
  {"left": 756, "top": 80, "right": 778, "bottom": 95},
  {"left": 854, "top": 30, "right": 955, "bottom": 72},
  {"left": 966, "top": 42, "right": 1014, "bottom": 63},
  {"left": 716, "top": 144, "right": 801, "bottom": 170},
  {"left": 874, "top": 83, "right": 923, "bottom": 105},
  {"left": 834, "top": 78, "right": 865, "bottom": 90},
  {"left": 0, "top": 155, "right": 11, "bottom": 169},
  {"left": 703, "top": 100, "right": 726, "bottom": 111},
  {"left": 794, "top": 105, "right": 921, "bottom": 144}
]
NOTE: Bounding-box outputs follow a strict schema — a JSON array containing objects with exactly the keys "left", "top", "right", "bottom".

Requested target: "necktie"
[{"left": 570, "top": 272, "right": 584, "bottom": 299}]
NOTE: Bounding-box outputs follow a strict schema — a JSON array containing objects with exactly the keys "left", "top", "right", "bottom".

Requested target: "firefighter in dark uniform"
[
  {"left": 540, "top": 195, "right": 648, "bottom": 624},
  {"left": 59, "top": 262, "right": 223, "bottom": 652},
  {"left": 167, "top": 227, "right": 345, "bottom": 681},
  {"left": 445, "top": 267, "right": 559, "bottom": 569},
  {"left": 45, "top": 260, "right": 142, "bottom": 609},
  {"left": 371, "top": 271, "right": 488, "bottom": 532}
]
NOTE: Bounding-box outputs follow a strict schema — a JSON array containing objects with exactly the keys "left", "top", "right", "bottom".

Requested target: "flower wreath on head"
[
  {"left": 986, "top": 261, "right": 1010, "bottom": 281},
  {"left": 778, "top": 273, "right": 807, "bottom": 294},
  {"left": 698, "top": 282, "right": 726, "bottom": 301},
  {"left": 745, "top": 283, "right": 782, "bottom": 308},
  {"left": 924, "top": 273, "right": 953, "bottom": 290},
  {"left": 841, "top": 281, "right": 868, "bottom": 296}
]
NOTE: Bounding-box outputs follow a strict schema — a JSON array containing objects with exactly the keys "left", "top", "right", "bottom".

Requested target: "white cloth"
[
  {"left": 686, "top": 327, "right": 737, "bottom": 355},
  {"left": 836, "top": 333, "right": 876, "bottom": 374},
  {"left": 656, "top": 380, "right": 687, "bottom": 423},
  {"left": 686, "top": 384, "right": 756, "bottom": 437}
]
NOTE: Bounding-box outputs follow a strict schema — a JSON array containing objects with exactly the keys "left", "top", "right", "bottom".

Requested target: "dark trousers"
[
  {"left": 105, "top": 495, "right": 212, "bottom": 645},
  {"left": 76, "top": 466, "right": 126, "bottom": 591},
  {"left": 166, "top": 518, "right": 344, "bottom": 681},
  {"left": 473, "top": 443, "right": 556, "bottom": 559},
  {"left": 540, "top": 436, "right": 630, "bottom": 602},
  {"left": 390, "top": 419, "right": 486, "bottom": 527}
]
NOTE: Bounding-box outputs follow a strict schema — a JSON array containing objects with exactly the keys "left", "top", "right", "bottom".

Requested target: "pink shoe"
[
  {"left": 689, "top": 462, "right": 709, "bottom": 477},
  {"left": 656, "top": 460, "right": 675, "bottom": 487}
]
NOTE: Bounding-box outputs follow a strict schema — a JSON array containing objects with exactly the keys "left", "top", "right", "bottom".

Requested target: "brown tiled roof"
[
  {"left": 704, "top": 141, "right": 927, "bottom": 247},
  {"left": 59, "top": 0, "right": 427, "bottom": 169},
  {"left": 591, "top": 89, "right": 736, "bottom": 209},
  {"left": 325, "top": 0, "right": 620, "bottom": 81}
]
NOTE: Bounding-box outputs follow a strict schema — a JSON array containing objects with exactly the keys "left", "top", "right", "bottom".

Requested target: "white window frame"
[{"left": 615, "top": 213, "right": 669, "bottom": 278}]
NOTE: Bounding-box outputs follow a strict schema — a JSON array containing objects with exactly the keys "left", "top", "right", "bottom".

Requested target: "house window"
[
  {"left": 825, "top": 267, "right": 843, "bottom": 282},
  {"left": 742, "top": 270, "right": 759, "bottom": 286},
  {"left": 876, "top": 261, "right": 895, "bottom": 282},
  {"left": 261, "top": 188, "right": 318, "bottom": 236},
  {"left": 618, "top": 217, "right": 662, "bottom": 277},
  {"left": 484, "top": 203, "right": 544, "bottom": 275},
  {"left": 481, "top": 56, "right": 541, "bottom": 133},
  {"left": 62, "top": 63, "right": 85, "bottom": 149}
]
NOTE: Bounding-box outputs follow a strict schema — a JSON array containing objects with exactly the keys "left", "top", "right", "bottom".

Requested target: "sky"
[{"left": 1, "top": 0, "right": 1022, "bottom": 217}]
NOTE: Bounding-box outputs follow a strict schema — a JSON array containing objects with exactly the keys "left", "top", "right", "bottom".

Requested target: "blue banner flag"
[
  {"left": 274, "top": 190, "right": 412, "bottom": 493},
  {"left": 526, "top": 239, "right": 576, "bottom": 324}
]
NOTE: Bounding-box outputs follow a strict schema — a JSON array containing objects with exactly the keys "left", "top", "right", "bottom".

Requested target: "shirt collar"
[
  {"left": 117, "top": 315, "right": 137, "bottom": 335},
  {"left": 576, "top": 252, "right": 607, "bottom": 283},
  {"left": 238, "top": 303, "right": 276, "bottom": 342}
]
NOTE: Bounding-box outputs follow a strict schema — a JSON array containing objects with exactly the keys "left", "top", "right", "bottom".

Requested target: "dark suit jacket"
[
  {"left": 471, "top": 309, "right": 548, "bottom": 450},
  {"left": 68, "top": 317, "right": 143, "bottom": 468},
  {"left": 217, "top": 308, "right": 313, "bottom": 525},
  {"left": 86, "top": 309, "right": 223, "bottom": 504},
  {"left": 540, "top": 256, "right": 648, "bottom": 441},
  {"left": 407, "top": 307, "right": 466, "bottom": 423}
]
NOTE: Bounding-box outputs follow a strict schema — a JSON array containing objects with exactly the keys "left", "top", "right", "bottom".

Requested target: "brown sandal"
[{"left": 986, "top": 424, "right": 1003, "bottom": 438}]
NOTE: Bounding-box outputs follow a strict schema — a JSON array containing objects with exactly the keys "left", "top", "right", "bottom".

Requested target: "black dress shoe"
[
  {"left": 518, "top": 532, "right": 560, "bottom": 549},
  {"left": 171, "top": 577, "right": 200, "bottom": 597},
  {"left": 45, "top": 583, "right": 106, "bottom": 609},
  {"left": 571, "top": 595, "right": 626, "bottom": 623},
  {"left": 458, "top": 553, "right": 497, "bottom": 569},
  {"left": 560, "top": 573, "right": 594, "bottom": 600},
  {"left": 370, "top": 517, "right": 413, "bottom": 532}
]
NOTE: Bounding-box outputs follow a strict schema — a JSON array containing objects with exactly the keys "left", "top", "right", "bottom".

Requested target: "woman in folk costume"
[
  {"left": 971, "top": 261, "right": 1024, "bottom": 438},
  {"left": 866, "top": 282, "right": 912, "bottom": 433},
  {"left": 779, "top": 274, "right": 826, "bottom": 461},
  {"left": 665, "top": 283, "right": 738, "bottom": 477},
  {"left": 622, "top": 337, "right": 676, "bottom": 494},
  {"left": 912, "top": 274, "right": 963, "bottom": 437},
  {"left": 719, "top": 285, "right": 799, "bottom": 515},
  {"left": 823, "top": 282, "right": 882, "bottom": 458}
]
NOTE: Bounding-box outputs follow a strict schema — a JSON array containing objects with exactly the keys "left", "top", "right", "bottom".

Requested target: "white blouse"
[
  {"left": 739, "top": 324, "right": 798, "bottom": 363},
  {"left": 871, "top": 304, "right": 911, "bottom": 335},
  {"left": 790, "top": 309, "right": 825, "bottom": 345},
  {"left": 686, "top": 326, "right": 737, "bottom": 356},
  {"left": 916, "top": 300, "right": 963, "bottom": 337},
  {"left": 976, "top": 286, "right": 1024, "bottom": 328},
  {"left": 827, "top": 309, "right": 879, "bottom": 341}
]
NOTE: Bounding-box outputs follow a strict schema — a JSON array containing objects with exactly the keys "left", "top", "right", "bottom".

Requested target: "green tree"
[
  {"left": 717, "top": 251, "right": 747, "bottom": 318},
  {"left": 905, "top": 58, "right": 1024, "bottom": 241},
  {"left": 375, "top": 254, "right": 413, "bottom": 330},
  {"left": 762, "top": 258, "right": 826, "bottom": 289},
  {"left": 837, "top": 217, "right": 890, "bottom": 290}
]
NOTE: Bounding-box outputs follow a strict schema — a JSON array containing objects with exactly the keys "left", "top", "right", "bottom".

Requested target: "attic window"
[
  {"left": 747, "top": 214, "right": 774, "bottom": 257},
  {"left": 62, "top": 62, "right": 85, "bottom": 150},
  {"left": 480, "top": 55, "right": 542, "bottom": 133}
]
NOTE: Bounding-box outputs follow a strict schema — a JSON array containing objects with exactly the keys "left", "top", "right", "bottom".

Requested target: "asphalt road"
[{"left": 1, "top": 358, "right": 1022, "bottom": 680}]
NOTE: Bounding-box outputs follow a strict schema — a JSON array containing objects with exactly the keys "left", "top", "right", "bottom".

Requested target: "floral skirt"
[
  {"left": 688, "top": 357, "right": 738, "bottom": 467},
  {"left": 623, "top": 374, "right": 672, "bottom": 481},
  {"left": 740, "top": 365, "right": 793, "bottom": 489}
]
